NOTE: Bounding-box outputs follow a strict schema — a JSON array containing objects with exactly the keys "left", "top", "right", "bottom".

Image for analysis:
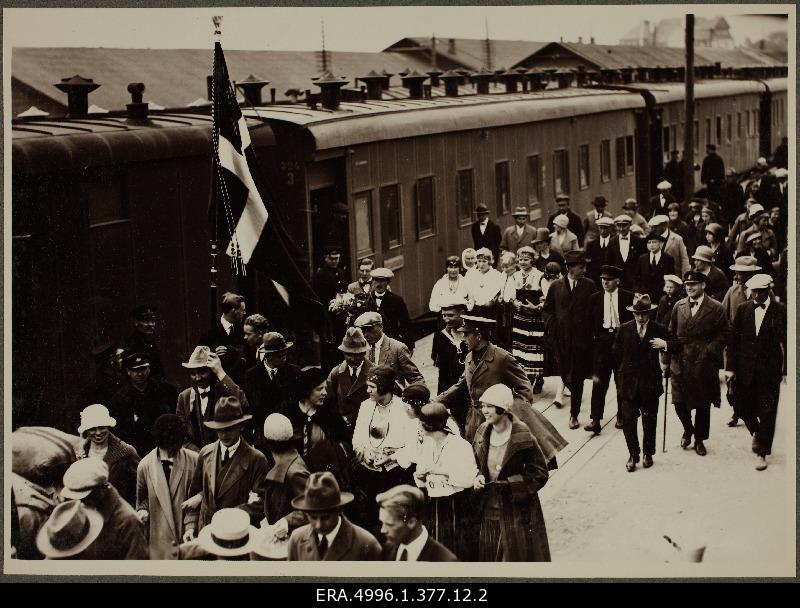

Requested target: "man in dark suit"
[
  {"left": 701, "top": 144, "right": 725, "bottom": 202},
  {"left": 725, "top": 274, "right": 786, "bottom": 471},
  {"left": 324, "top": 327, "right": 376, "bottom": 429},
  {"left": 582, "top": 196, "right": 613, "bottom": 247},
  {"left": 547, "top": 194, "right": 584, "bottom": 246},
  {"left": 663, "top": 150, "right": 684, "bottom": 203},
  {"left": 431, "top": 300, "right": 469, "bottom": 395},
  {"left": 312, "top": 247, "right": 347, "bottom": 307},
  {"left": 288, "top": 472, "right": 382, "bottom": 561},
  {"left": 585, "top": 216, "right": 614, "bottom": 287},
  {"left": 606, "top": 214, "right": 643, "bottom": 292},
  {"left": 182, "top": 396, "right": 269, "bottom": 539},
  {"left": 471, "top": 204, "right": 501, "bottom": 266},
  {"left": 198, "top": 292, "right": 248, "bottom": 386},
  {"left": 347, "top": 257, "right": 374, "bottom": 296},
  {"left": 648, "top": 180, "right": 676, "bottom": 219},
  {"left": 500, "top": 206, "right": 537, "bottom": 254},
  {"left": 243, "top": 332, "right": 301, "bottom": 449},
  {"left": 542, "top": 250, "right": 598, "bottom": 429},
  {"left": 719, "top": 169, "right": 746, "bottom": 228},
  {"left": 355, "top": 312, "right": 423, "bottom": 387},
  {"left": 377, "top": 485, "right": 457, "bottom": 562},
  {"left": 122, "top": 305, "right": 165, "bottom": 380},
  {"left": 364, "top": 267, "right": 415, "bottom": 353},
  {"left": 634, "top": 232, "right": 675, "bottom": 302},
  {"left": 650, "top": 271, "right": 729, "bottom": 456},
  {"left": 691, "top": 246, "right": 730, "bottom": 301},
  {"left": 176, "top": 346, "right": 249, "bottom": 452},
  {"left": 612, "top": 294, "right": 668, "bottom": 471},
  {"left": 584, "top": 266, "right": 634, "bottom": 434}
]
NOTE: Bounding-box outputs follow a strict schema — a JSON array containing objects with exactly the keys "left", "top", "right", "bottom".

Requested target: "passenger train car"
[{"left": 10, "top": 68, "right": 788, "bottom": 428}]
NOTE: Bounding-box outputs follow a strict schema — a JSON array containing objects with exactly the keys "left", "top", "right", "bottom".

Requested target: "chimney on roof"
[
  {"left": 471, "top": 68, "right": 494, "bottom": 95},
  {"left": 314, "top": 71, "right": 349, "bottom": 110},
  {"left": 359, "top": 70, "right": 385, "bottom": 101},
  {"left": 54, "top": 75, "right": 100, "bottom": 118},
  {"left": 526, "top": 69, "right": 547, "bottom": 92},
  {"left": 555, "top": 68, "right": 574, "bottom": 89},
  {"left": 125, "top": 83, "right": 149, "bottom": 122},
  {"left": 427, "top": 69, "right": 442, "bottom": 87},
  {"left": 448, "top": 38, "right": 456, "bottom": 54},
  {"left": 500, "top": 70, "right": 521, "bottom": 93},
  {"left": 380, "top": 70, "right": 394, "bottom": 91},
  {"left": 401, "top": 70, "right": 428, "bottom": 99},
  {"left": 440, "top": 70, "right": 461, "bottom": 97},
  {"left": 237, "top": 74, "right": 270, "bottom": 106}
]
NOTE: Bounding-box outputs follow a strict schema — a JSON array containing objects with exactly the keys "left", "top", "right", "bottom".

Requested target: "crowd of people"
[{"left": 11, "top": 150, "right": 788, "bottom": 563}]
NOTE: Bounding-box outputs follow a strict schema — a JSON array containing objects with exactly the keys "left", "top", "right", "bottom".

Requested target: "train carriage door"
[{"left": 308, "top": 158, "right": 348, "bottom": 274}]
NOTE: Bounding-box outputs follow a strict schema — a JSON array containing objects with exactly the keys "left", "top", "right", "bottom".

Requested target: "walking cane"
[{"left": 662, "top": 356, "right": 671, "bottom": 454}]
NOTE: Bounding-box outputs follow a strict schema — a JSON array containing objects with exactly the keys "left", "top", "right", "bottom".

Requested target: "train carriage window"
[
  {"left": 600, "top": 140, "right": 611, "bottom": 183},
  {"left": 737, "top": 112, "right": 743, "bottom": 140},
  {"left": 615, "top": 137, "right": 625, "bottom": 179},
  {"left": 625, "top": 136, "right": 635, "bottom": 174},
  {"left": 415, "top": 176, "right": 436, "bottom": 240},
  {"left": 670, "top": 126, "right": 676, "bottom": 155},
  {"left": 693, "top": 120, "right": 699, "bottom": 153},
  {"left": 726, "top": 114, "right": 732, "bottom": 143},
  {"left": 353, "top": 191, "right": 374, "bottom": 257},
  {"left": 495, "top": 161, "right": 511, "bottom": 216},
  {"left": 753, "top": 110, "right": 759, "bottom": 136},
  {"left": 663, "top": 127, "right": 670, "bottom": 158},
  {"left": 715, "top": 116, "right": 722, "bottom": 146},
  {"left": 746, "top": 111, "right": 752, "bottom": 137},
  {"left": 578, "top": 144, "right": 590, "bottom": 190},
  {"left": 526, "top": 155, "right": 542, "bottom": 206},
  {"left": 457, "top": 169, "right": 474, "bottom": 227},
  {"left": 705, "top": 118, "right": 712, "bottom": 146},
  {"left": 379, "top": 184, "right": 403, "bottom": 251},
  {"left": 553, "top": 149, "right": 570, "bottom": 196}
]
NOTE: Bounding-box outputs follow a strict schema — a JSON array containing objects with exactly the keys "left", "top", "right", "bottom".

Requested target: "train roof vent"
[
  {"left": 236, "top": 74, "right": 269, "bottom": 106},
  {"left": 470, "top": 67, "right": 494, "bottom": 95},
  {"left": 380, "top": 69, "right": 394, "bottom": 91},
  {"left": 126, "top": 83, "right": 149, "bottom": 122},
  {"left": 500, "top": 69, "right": 522, "bottom": 93},
  {"left": 439, "top": 70, "right": 462, "bottom": 97},
  {"left": 426, "top": 69, "right": 443, "bottom": 88},
  {"left": 314, "top": 71, "right": 349, "bottom": 110},
  {"left": 555, "top": 68, "right": 575, "bottom": 89},
  {"left": 401, "top": 69, "right": 428, "bottom": 100},
  {"left": 54, "top": 75, "right": 100, "bottom": 118},
  {"left": 358, "top": 70, "right": 385, "bottom": 101},
  {"left": 525, "top": 68, "right": 547, "bottom": 92}
]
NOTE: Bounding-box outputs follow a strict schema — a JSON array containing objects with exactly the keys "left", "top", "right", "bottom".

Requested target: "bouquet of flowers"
[{"left": 328, "top": 291, "right": 369, "bottom": 326}]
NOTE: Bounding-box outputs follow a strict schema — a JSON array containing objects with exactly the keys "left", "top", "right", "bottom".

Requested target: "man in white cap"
[
  {"left": 647, "top": 214, "right": 690, "bottom": 277},
  {"left": 735, "top": 204, "right": 777, "bottom": 259},
  {"left": 60, "top": 458, "right": 148, "bottom": 559},
  {"left": 365, "top": 267, "right": 415, "bottom": 352},
  {"left": 725, "top": 274, "right": 786, "bottom": 470},
  {"left": 691, "top": 245, "right": 729, "bottom": 301},
  {"left": 606, "top": 213, "right": 644, "bottom": 291},
  {"left": 354, "top": 312, "right": 423, "bottom": 389},
  {"left": 649, "top": 180, "right": 675, "bottom": 219}
]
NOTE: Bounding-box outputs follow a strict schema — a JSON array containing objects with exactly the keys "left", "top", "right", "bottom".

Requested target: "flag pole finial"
[{"left": 213, "top": 16, "right": 223, "bottom": 36}]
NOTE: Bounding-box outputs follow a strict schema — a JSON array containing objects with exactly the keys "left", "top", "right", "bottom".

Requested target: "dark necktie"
[
  {"left": 350, "top": 367, "right": 357, "bottom": 382},
  {"left": 398, "top": 547, "right": 408, "bottom": 561},
  {"left": 304, "top": 416, "right": 314, "bottom": 455},
  {"left": 317, "top": 535, "right": 328, "bottom": 558},
  {"left": 689, "top": 300, "right": 698, "bottom": 308},
  {"left": 221, "top": 447, "right": 230, "bottom": 464},
  {"left": 161, "top": 459, "right": 172, "bottom": 482},
  {"left": 755, "top": 302, "right": 766, "bottom": 310}
]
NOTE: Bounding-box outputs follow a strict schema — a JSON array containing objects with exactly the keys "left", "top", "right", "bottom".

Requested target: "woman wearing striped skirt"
[{"left": 510, "top": 247, "right": 546, "bottom": 394}]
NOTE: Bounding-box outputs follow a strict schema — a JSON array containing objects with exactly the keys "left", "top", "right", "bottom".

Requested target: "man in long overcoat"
[
  {"left": 542, "top": 250, "right": 598, "bottom": 429},
  {"left": 651, "top": 271, "right": 729, "bottom": 456},
  {"left": 471, "top": 204, "right": 502, "bottom": 266}
]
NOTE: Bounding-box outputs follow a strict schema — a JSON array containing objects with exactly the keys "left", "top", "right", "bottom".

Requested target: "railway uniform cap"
[
  {"left": 775, "top": 168, "right": 788, "bottom": 179},
  {"left": 682, "top": 271, "right": 708, "bottom": 285},
  {"left": 131, "top": 305, "right": 157, "bottom": 321},
  {"left": 475, "top": 203, "right": 490, "bottom": 214},
  {"left": 338, "top": 327, "right": 371, "bottom": 354},
  {"left": 596, "top": 216, "right": 615, "bottom": 228},
  {"left": 692, "top": 245, "right": 715, "bottom": 264},
  {"left": 552, "top": 215, "right": 569, "bottom": 229},
  {"left": 614, "top": 214, "right": 633, "bottom": 225},
  {"left": 623, "top": 198, "right": 638, "bottom": 209},
  {"left": 645, "top": 232, "right": 666, "bottom": 242},
  {"left": 511, "top": 206, "right": 529, "bottom": 217},
  {"left": 533, "top": 227, "right": 551, "bottom": 244},
  {"left": 747, "top": 204, "right": 765, "bottom": 219},
  {"left": 354, "top": 311, "right": 383, "bottom": 328},
  {"left": 592, "top": 195, "right": 607, "bottom": 208},
  {"left": 745, "top": 274, "right": 772, "bottom": 291},
  {"left": 555, "top": 194, "right": 570, "bottom": 202},
  {"left": 663, "top": 274, "right": 683, "bottom": 286},
  {"left": 600, "top": 265, "right": 623, "bottom": 279},
  {"left": 656, "top": 180, "right": 672, "bottom": 190},
  {"left": 439, "top": 296, "right": 468, "bottom": 312},
  {"left": 478, "top": 384, "right": 514, "bottom": 411},
  {"left": 564, "top": 250, "right": 586, "bottom": 266},
  {"left": 370, "top": 267, "right": 394, "bottom": 280},
  {"left": 729, "top": 256, "right": 761, "bottom": 272},
  {"left": 626, "top": 293, "right": 658, "bottom": 313},
  {"left": 745, "top": 231, "right": 763, "bottom": 245},
  {"left": 122, "top": 353, "right": 150, "bottom": 370},
  {"left": 459, "top": 315, "right": 496, "bottom": 333},
  {"left": 517, "top": 245, "right": 536, "bottom": 258},
  {"left": 648, "top": 214, "right": 669, "bottom": 226}
]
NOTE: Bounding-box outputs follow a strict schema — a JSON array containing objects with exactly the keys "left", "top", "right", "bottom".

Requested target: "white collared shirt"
[
  {"left": 618, "top": 234, "right": 631, "bottom": 261},
  {"left": 197, "top": 386, "right": 211, "bottom": 416},
  {"left": 219, "top": 438, "right": 241, "bottom": 461},
  {"left": 157, "top": 447, "right": 174, "bottom": 464},
  {"left": 650, "top": 252, "right": 662, "bottom": 265},
  {"left": 599, "top": 236, "right": 609, "bottom": 249},
  {"left": 348, "top": 361, "right": 364, "bottom": 381},
  {"left": 264, "top": 362, "right": 279, "bottom": 381},
  {"left": 479, "top": 219, "right": 488, "bottom": 234},
  {"left": 515, "top": 225, "right": 524, "bottom": 238},
  {"left": 318, "top": 515, "right": 343, "bottom": 551},
  {"left": 754, "top": 298, "right": 770, "bottom": 336},
  {"left": 689, "top": 294, "right": 705, "bottom": 316},
  {"left": 397, "top": 526, "right": 430, "bottom": 562},
  {"left": 603, "top": 289, "right": 620, "bottom": 329},
  {"left": 373, "top": 290, "right": 387, "bottom": 309},
  {"left": 220, "top": 315, "right": 233, "bottom": 336}
]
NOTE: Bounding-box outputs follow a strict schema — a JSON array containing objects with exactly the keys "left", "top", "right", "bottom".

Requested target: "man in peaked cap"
[
  {"left": 725, "top": 274, "right": 786, "bottom": 471},
  {"left": 500, "top": 206, "right": 537, "bottom": 254},
  {"left": 585, "top": 216, "right": 615, "bottom": 286},
  {"left": 650, "top": 271, "right": 729, "bottom": 457},
  {"left": 177, "top": 346, "right": 249, "bottom": 452},
  {"left": 606, "top": 213, "right": 645, "bottom": 292},
  {"left": 582, "top": 196, "right": 613, "bottom": 247},
  {"left": 122, "top": 304, "right": 165, "bottom": 379},
  {"left": 323, "top": 326, "right": 376, "bottom": 429},
  {"left": 354, "top": 311, "right": 423, "bottom": 389},
  {"left": 364, "top": 267, "right": 415, "bottom": 352},
  {"left": 649, "top": 180, "right": 675, "bottom": 219},
  {"left": 183, "top": 396, "right": 269, "bottom": 540},
  {"left": 471, "top": 203, "right": 502, "bottom": 266}
]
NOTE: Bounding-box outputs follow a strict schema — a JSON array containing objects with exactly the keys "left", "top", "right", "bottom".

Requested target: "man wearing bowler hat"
[
  {"left": 634, "top": 231, "right": 675, "bottom": 302},
  {"left": 500, "top": 206, "right": 536, "bottom": 254},
  {"left": 613, "top": 294, "right": 668, "bottom": 471},
  {"left": 364, "top": 267, "right": 415, "bottom": 353},
  {"left": 543, "top": 250, "right": 597, "bottom": 429},
  {"left": 691, "top": 245, "right": 729, "bottom": 301},
  {"left": 585, "top": 265, "right": 634, "bottom": 434},
  {"left": 471, "top": 203, "right": 502, "bottom": 265},
  {"left": 547, "top": 194, "right": 584, "bottom": 246},
  {"left": 324, "top": 326, "right": 376, "bottom": 429},
  {"left": 177, "top": 346, "right": 249, "bottom": 452},
  {"left": 650, "top": 271, "right": 729, "bottom": 456},
  {"left": 582, "top": 195, "right": 613, "bottom": 247},
  {"left": 182, "top": 396, "right": 269, "bottom": 541},
  {"left": 288, "top": 471, "right": 381, "bottom": 561},
  {"left": 244, "top": 332, "right": 301, "bottom": 447},
  {"left": 585, "top": 216, "right": 615, "bottom": 286},
  {"left": 354, "top": 311, "right": 424, "bottom": 388}
]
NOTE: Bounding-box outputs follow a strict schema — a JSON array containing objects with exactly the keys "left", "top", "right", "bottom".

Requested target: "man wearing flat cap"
[
  {"left": 354, "top": 311, "right": 423, "bottom": 389},
  {"left": 364, "top": 267, "right": 415, "bottom": 352},
  {"left": 725, "top": 274, "right": 786, "bottom": 471},
  {"left": 647, "top": 214, "right": 691, "bottom": 277},
  {"left": 177, "top": 346, "right": 249, "bottom": 452},
  {"left": 500, "top": 206, "right": 536, "bottom": 254},
  {"left": 288, "top": 471, "right": 381, "bottom": 561},
  {"left": 122, "top": 304, "right": 165, "bottom": 380},
  {"left": 547, "top": 194, "right": 584, "bottom": 246},
  {"left": 650, "top": 271, "right": 729, "bottom": 457},
  {"left": 634, "top": 232, "right": 675, "bottom": 302},
  {"left": 324, "top": 326, "right": 376, "bottom": 429},
  {"left": 648, "top": 181, "right": 675, "bottom": 219},
  {"left": 471, "top": 204, "right": 502, "bottom": 266},
  {"left": 108, "top": 352, "right": 177, "bottom": 458},
  {"left": 582, "top": 196, "right": 613, "bottom": 247},
  {"left": 606, "top": 214, "right": 645, "bottom": 292},
  {"left": 585, "top": 216, "right": 615, "bottom": 287},
  {"left": 183, "top": 396, "right": 269, "bottom": 541}
]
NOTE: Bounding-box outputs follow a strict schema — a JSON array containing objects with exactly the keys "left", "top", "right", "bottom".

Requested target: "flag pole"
[{"left": 209, "top": 15, "right": 224, "bottom": 324}]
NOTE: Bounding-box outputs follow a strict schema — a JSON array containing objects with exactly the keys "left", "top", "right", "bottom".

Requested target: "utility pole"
[
  {"left": 431, "top": 33, "right": 437, "bottom": 71},
  {"left": 683, "top": 14, "right": 695, "bottom": 205}
]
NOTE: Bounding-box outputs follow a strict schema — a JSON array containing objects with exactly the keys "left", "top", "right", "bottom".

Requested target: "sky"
[{"left": 3, "top": 5, "right": 791, "bottom": 52}]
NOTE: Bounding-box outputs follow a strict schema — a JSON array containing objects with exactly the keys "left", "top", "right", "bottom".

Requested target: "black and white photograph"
[{"left": 3, "top": 3, "right": 795, "bottom": 579}]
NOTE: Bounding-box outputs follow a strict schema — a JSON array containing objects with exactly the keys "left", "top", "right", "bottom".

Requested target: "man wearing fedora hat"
[
  {"left": 288, "top": 471, "right": 382, "bottom": 561},
  {"left": 691, "top": 245, "right": 729, "bottom": 301},
  {"left": 650, "top": 271, "right": 729, "bottom": 456},
  {"left": 582, "top": 195, "right": 613, "bottom": 247},
  {"left": 324, "top": 326, "right": 376, "bottom": 429},
  {"left": 364, "top": 267, "right": 415, "bottom": 353},
  {"left": 183, "top": 396, "right": 269, "bottom": 541},
  {"left": 354, "top": 311, "right": 424, "bottom": 389},
  {"left": 613, "top": 294, "right": 668, "bottom": 471},
  {"left": 725, "top": 274, "right": 786, "bottom": 471},
  {"left": 177, "top": 346, "right": 249, "bottom": 452},
  {"left": 244, "top": 332, "right": 301, "bottom": 449},
  {"left": 606, "top": 214, "right": 645, "bottom": 292},
  {"left": 60, "top": 458, "right": 148, "bottom": 559},
  {"left": 585, "top": 216, "right": 615, "bottom": 287},
  {"left": 500, "top": 206, "right": 536, "bottom": 254},
  {"left": 547, "top": 194, "right": 584, "bottom": 246},
  {"left": 36, "top": 500, "right": 105, "bottom": 560},
  {"left": 722, "top": 256, "right": 762, "bottom": 324},
  {"left": 635, "top": 232, "right": 675, "bottom": 302},
  {"left": 471, "top": 204, "right": 502, "bottom": 267},
  {"left": 585, "top": 265, "right": 634, "bottom": 434}
]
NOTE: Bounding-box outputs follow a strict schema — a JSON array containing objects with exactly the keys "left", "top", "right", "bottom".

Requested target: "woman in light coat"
[{"left": 549, "top": 215, "right": 579, "bottom": 257}]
